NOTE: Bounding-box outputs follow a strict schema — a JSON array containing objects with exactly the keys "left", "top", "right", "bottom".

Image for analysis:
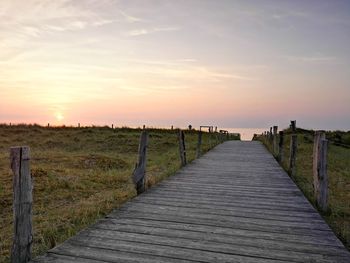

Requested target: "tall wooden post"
[
  {"left": 132, "top": 131, "right": 148, "bottom": 195},
  {"left": 196, "top": 131, "right": 202, "bottom": 158},
  {"left": 313, "top": 130, "right": 328, "bottom": 211},
  {"left": 289, "top": 134, "right": 297, "bottom": 177},
  {"left": 313, "top": 131, "right": 325, "bottom": 190},
  {"left": 290, "top": 120, "right": 296, "bottom": 133},
  {"left": 178, "top": 130, "right": 187, "bottom": 167},
  {"left": 273, "top": 126, "right": 278, "bottom": 155},
  {"left": 317, "top": 139, "right": 328, "bottom": 211},
  {"left": 10, "top": 146, "right": 33, "bottom": 263},
  {"left": 277, "top": 131, "right": 284, "bottom": 162}
]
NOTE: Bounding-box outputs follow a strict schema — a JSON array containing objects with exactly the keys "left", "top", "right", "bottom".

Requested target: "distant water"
[{"left": 223, "top": 128, "right": 267, "bottom": 141}]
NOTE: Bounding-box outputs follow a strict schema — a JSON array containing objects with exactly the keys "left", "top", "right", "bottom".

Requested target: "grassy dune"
[
  {"left": 0, "top": 124, "right": 235, "bottom": 262},
  {"left": 256, "top": 129, "right": 350, "bottom": 251}
]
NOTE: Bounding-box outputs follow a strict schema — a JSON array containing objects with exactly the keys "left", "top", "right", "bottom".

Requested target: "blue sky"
[{"left": 0, "top": 0, "right": 349, "bottom": 130}]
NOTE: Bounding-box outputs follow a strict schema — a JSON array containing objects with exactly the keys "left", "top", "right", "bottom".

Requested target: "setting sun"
[{"left": 55, "top": 112, "right": 64, "bottom": 122}]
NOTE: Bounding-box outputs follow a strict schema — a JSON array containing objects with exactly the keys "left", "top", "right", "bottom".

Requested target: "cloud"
[
  {"left": 92, "top": 19, "right": 115, "bottom": 26},
  {"left": 119, "top": 10, "right": 143, "bottom": 23},
  {"left": 126, "top": 26, "right": 180, "bottom": 36},
  {"left": 284, "top": 55, "right": 337, "bottom": 63}
]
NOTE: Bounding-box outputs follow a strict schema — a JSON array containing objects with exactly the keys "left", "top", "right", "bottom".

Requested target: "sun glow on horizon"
[{"left": 55, "top": 112, "right": 64, "bottom": 122}]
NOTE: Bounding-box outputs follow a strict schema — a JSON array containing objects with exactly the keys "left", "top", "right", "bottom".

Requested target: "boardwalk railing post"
[
  {"left": 317, "top": 139, "right": 328, "bottom": 211},
  {"left": 313, "top": 130, "right": 328, "bottom": 211},
  {"left": 277, "top": 131, "right": 284, "bottom": 162},
  {"left": 290, "top": 120, "right": 296, "bottom": 132},
  {"left": 178, "top": 129, "right": 187, "bottom": 166},
  {"left": 313, "top": 130, "right": 325, "bottom": 192},
  {"left": 10, "top": 146, "right": 33, "bottom": 263},
  {"left": 196, "top": 131, "right": 202, "bottom": 158},
  {"left": 289, "top": 134, "right": 298, "bottom": 177},
  {"left": 269, "top": 127, "right": 273, "bottom": 143},
  {"left": 273, "top": 126, "right": 278, "bottom": 155},
  {"left": 132, "top": 131, "right": 148, "bottom": 195},
  {"left": 288, "top": 120, "right": 297, "bottom": 177}
]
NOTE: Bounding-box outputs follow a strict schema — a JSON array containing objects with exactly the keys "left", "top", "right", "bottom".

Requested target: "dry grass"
[
  {"left": 256, "top": 129, "right": 350, "bottom": 250},
  {"left": 0, "top": 124, "right": 235, "bottom": 262}
]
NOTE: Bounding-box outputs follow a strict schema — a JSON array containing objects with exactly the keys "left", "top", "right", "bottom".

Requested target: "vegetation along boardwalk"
[{"left": 32, "top": 141, "right": 350, "bottom": 262}]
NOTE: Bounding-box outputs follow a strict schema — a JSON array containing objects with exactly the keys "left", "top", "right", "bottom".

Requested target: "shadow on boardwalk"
[{"left": 33, "top": 141, "right": 350, "bottom": 262}]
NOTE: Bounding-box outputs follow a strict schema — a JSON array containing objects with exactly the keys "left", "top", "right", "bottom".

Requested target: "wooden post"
[
  {"left": 178, "top": 130, "right": 187, "bottom": 166},
  {"left": 171, "top": 125, "right": 173, "bottom": 130},
  {"left": 273, "top": 126, "right": 278, "bottom": 154},
  {"left": 111, "top": 124, "right": 113, "bottom": 129},
  {"left": 78, "top": 123, "right": 80, "bottom": 128},
  {"left": 47, "top": 123, "right": 50, "bottom": 128},
  {"left": 10, "top": 146, "right": 33, "bottom": 263},
  {"left": 196, "top": 131, "right": 202, "bottom": 158},
  {"left": 132, "top": 131, "right": 148, "bottom": 195},
  {"left": 269, "top": 127, "right": 273, "bottom": 142},
  {"left": 289, "top": 134, "right": 297, "bottom": 177},
  {"left": 313, "top": 130, "right": 328, "bottom": 211},
  {"left": 313, "top": 131, "right": 325, "bottom": 190},
  {"left": 277, "top": 131, "right": 284, "bottom": 162},
  {"left": 290, "top": 120, "right": 296, "bottom": 133},
  {"left": 317, "top": 139, "right": 328, "bottom": 211}
]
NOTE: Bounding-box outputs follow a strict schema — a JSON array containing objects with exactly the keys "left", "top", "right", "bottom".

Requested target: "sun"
[{"left": 55, "top": 112, "right": 64, "bottom": 122}]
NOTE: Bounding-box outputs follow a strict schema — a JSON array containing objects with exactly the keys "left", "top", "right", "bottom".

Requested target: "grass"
[
  {"left": 0, "top": 124, "right": 238, "bottom": 262},
  {"left": 255, "top": 128, "right": 350, "bottom": 251}
]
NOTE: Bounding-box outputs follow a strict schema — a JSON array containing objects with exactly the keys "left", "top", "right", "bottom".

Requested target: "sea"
[{"left": 223, "top": 128, "right": 267, "bottom": 141}]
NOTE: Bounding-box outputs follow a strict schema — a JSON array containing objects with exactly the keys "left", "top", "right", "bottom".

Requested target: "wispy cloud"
[
  {"left": 284, "top": 55, "right": 337, "bottom": 63},
  {"left": 126, "top": 27, "right": 180, "bottom": 36},
  {"left": 119, "top": 10, "right": 143, "bottom": 23}
]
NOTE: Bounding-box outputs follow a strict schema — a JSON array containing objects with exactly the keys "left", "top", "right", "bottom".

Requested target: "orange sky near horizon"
[{"left": 1, "top": 0, "right": 350, "bottom": 130}]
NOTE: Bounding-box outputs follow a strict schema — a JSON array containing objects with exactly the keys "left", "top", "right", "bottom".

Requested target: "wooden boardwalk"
[{"left": 33, "top": 141, "right": 350, "bottom": 262}]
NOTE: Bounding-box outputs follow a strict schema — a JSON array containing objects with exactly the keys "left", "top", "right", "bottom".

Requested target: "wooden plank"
[
  {"left": 100, "top": 218, "right": 344, "bottom": 248},
  {"left": 32, "top": 253, "right": 107, "bottom": 263},
  {"left": 66, "top": 236, "right": 289, "bottom": 263},
  {"left": 118, "top": 201, "right": 324, "bottom": 223},
  {"left": 108, "top": 209, "right": 333, "bottom": 233},
  {"left": 93, "top": 220, "right": 347, "bottom": 253},
  {"left": 46, "top": 243, "right": 193, "bottom": 263},
  {"left": 127, "top": 198, "right": 321, "bottom": 219},
  {"left": 78, "top": 228, "right": 350, "bottom": 263},
  {"left": 11, "top": 146, "right": 33, "bottom": 263}
]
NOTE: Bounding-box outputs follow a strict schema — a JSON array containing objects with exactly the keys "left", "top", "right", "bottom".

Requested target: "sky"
[{"left": 0, "top": 0, "right": 350, "bottom": 130}]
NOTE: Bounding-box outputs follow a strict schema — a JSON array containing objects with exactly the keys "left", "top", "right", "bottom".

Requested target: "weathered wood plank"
[
  {"left": 78, "top": 228, "right": 350, "bottom": 263},
  {"left": 100, "top": 218, "right": 344, "bottom": 247}
]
